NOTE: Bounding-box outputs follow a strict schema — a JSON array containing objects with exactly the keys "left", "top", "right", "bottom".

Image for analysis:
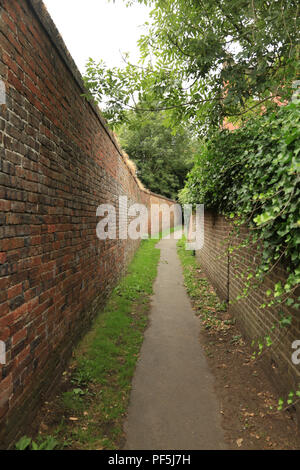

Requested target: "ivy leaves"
[{"left": 179, "top": 101, "right": 300, "bottom": 306}]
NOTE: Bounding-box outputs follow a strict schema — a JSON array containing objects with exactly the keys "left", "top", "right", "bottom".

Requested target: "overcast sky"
[{"left": 43, "top": 0, "right": 151, "bottom": 74}]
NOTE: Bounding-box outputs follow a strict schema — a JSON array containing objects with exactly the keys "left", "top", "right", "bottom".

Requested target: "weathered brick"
[{"left": 196, "top": 210, "right": 300, "bottom": 410}]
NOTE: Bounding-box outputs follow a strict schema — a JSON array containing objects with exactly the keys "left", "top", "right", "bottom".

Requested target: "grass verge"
[
  {"left": 177, "top": 237, "right": 228, "bottom": 330},
  {"left": 22, "top": 237, "right": 162, "bottom": 450}
]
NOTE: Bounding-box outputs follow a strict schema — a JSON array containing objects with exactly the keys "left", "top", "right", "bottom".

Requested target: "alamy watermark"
[
  {"left": 292, "top": 80, "right": 300, "bottom": 102},
  {"left": 0, "top": 80, "right": 6, "bottom": 105},
  {"left": 291, "top": 340, "right": 300, "bottom": 366},
  {"left": 0, "top": 341, "right": 6, "bottom": 365},
  {"left": 96, "top": 198, "right": 204, "bottom": 250}
]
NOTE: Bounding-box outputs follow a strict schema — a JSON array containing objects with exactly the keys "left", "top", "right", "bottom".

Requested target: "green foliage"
[
  {"left": 15, "top": 435, "right": 58, "bottom": 451},
  {"left": 15, "top": 436, "right": 32, "bottom": 450},
  {"left": 179, "top": 100, "right": 300, "bottom": 306},
  {"left": 117, "top": 111, "right": 195, "bottom": 199},
  {"left": 62, "top": 387, "right": 90, "bottom": 412},
  {"left": 83, "top": 57, "right": 142, "bottom": 125},
  {"left": 84, "top": 0, "right": 299, "bottom": 130},
  {"left": 277, "top": 390, "right": 300, "bottom": 411}
]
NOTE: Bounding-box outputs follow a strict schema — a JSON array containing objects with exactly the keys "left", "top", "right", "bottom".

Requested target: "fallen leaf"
[
  {"left": 236, "top": 438, "right": 243, "bottom": 447},
  {"left": 39, "top": 422, "right": 49, "bottom": 431}
]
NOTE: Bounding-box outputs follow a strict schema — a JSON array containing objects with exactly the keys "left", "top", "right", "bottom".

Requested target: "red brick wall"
[
  {"left": 197, "top": 210, "right": 300, "bottom": 399},
  {"left": 148, "top": 192, "right": 181, "bottom": 234},
  {"left": 0, "top": 0, "right": 177, "bottom": 447}
]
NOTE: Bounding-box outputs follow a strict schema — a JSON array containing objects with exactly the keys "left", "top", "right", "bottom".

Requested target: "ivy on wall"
[{"left": 179, "top": 100, "right": 300, "bottom": 311}]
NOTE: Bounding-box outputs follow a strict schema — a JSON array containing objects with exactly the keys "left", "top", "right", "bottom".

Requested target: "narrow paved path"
[{"left": 124, "top": 234, "right": 226, "bottom": 450}]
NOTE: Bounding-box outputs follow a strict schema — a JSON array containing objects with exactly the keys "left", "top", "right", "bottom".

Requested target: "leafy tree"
[
  {"left": 84, "top": 0, "right": 299, "bottom": 131},
  {"left": 117, "top": 111, "right": 195, "bottom": 199}
]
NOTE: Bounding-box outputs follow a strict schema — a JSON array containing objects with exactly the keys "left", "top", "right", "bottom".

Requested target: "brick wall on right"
[{"left": 196, "top": 210, "right": 300, "bottom": 397}]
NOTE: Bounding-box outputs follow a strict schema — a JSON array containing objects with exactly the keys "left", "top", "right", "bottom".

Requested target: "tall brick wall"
[
  {"left": 148, "top": 192, "right": 181, "bottom": 234},
  {"left": 0, "top": 0, "right": 178, "bottom": 447},
  {"left": 197, "top": 210, "right": 300, "bottom": 400}
]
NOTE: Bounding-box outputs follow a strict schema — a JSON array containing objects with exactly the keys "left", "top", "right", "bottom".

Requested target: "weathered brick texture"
[
  {"left": 197, "top": 210, "right": 300, "bottom": 401},
  {"left": 0, "top": 0, "right": 178, "bottom": 447}
]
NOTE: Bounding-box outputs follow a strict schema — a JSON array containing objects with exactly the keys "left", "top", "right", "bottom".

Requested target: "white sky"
[{"left": 43, "top": 0, "right": 151, "bottom": 74}]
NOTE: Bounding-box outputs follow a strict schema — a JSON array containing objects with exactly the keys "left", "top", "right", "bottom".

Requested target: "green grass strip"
[
  {"left": 16, "top": 228, "right": 182, "bottom": 450},
  {"left": 62, "top": 237, "right": 162, "bottom": 449},
  {"left": 18, "top": 236, "right": 163, "bottom": 451}
]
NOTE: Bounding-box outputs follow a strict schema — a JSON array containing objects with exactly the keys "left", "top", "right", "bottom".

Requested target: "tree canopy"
[
  {"left": 84, "top": 0, "right": 299, "bottom": 132},
  {"left": 118, "top": 111, "right": 195, "bottom": 199},
  {"left": 83, "top": 0, "right": 299, "bottom": 315}
]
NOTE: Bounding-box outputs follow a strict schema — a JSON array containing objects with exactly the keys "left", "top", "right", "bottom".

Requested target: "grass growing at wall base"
[
  {"left": 177, "top": 237, "right": 228, "bottom": 330},
  {"left": 21, "top": 237, "right": 162, "bottom": 450}
]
